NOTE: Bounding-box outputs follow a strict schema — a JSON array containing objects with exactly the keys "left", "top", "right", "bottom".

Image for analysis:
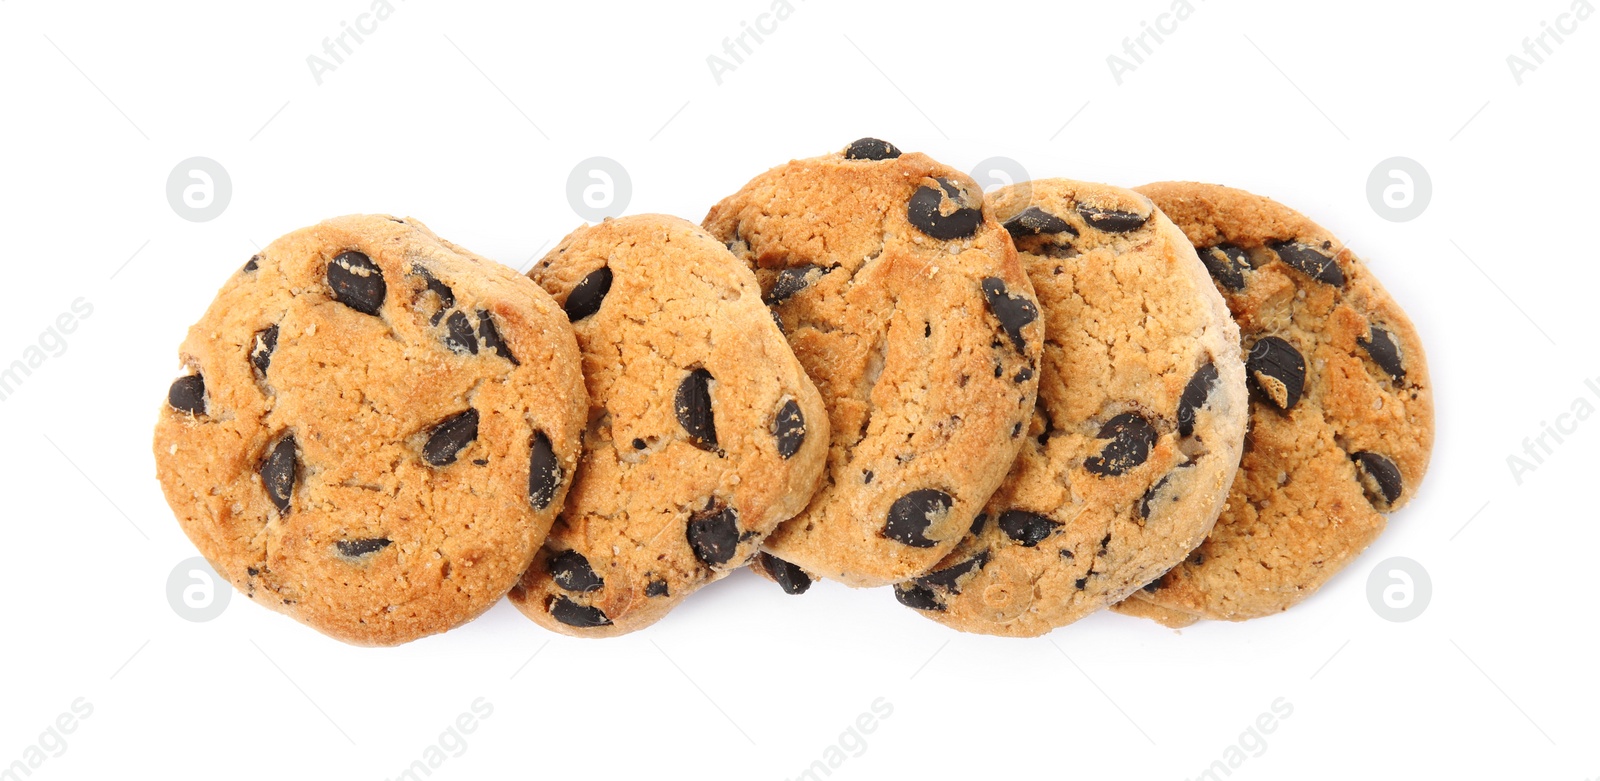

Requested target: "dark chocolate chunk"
[
  {"left": 686, "top": 505, "right": 741, "bottom": 568},
  {"left": 414, "top": 265, "right": 455, "bottom": 325},
  {"left": 1139, "top": 473, "right": 1176, "bottom": 520},
  {"left": 646, "top": 579, "right": 669, "bottom": 597},
  {"left": 443, "top": 311, "right": 479, "bottom": 355},
  {"left": 907, "top": 178, "right": 982, "bottom": 240},
  {"left": 1003, "top": 207, "right": 1077, "bottom": 238},
  {"left": 765, "top": 265, "right": 831, "bottom": 305},
  {"left": 335, "top": 538, "right": 391, "bottom": 558},
  {"left": 1359, "top": 325, "right": 1405, "bottom": 383},
  {"left": 1084, "top": 412, "right": 1157, "bottom": 477},
  {"left": 261, "top": 436, "right": 298, "bottom": 514},
  {"left": 915, "top": 550, "right": 990, "bottom": 593},
  {"left": 1270, "top": 240, "right": 1345, "bottom": 286},
  {"left": 1197, "top": 244, "right": 1250, "bottom": 292},
  {"left": 549, "top": 595, "right": 611, "bottom": 628},
  {"left": 758, "top": 553, "right": 812, "bottom": 596},
  {"left": 1077, "top": 204, "right": 1148, "bottom": 233},
  {"left": 675, "top": 368, "right": 718, "bottom": 451},
  {"left": 843, "top": 137, "right": 901, "bottom": 160},
  {"left": 527, "top": 431, "right": 562, "bottom": 510},
  {"left": 477, "top": 310, "right": 519, "bottom": 365},
  {"left": 1176, "top": 362, "right": 1219, "bottom": 437},
  {"left": 771, "top": 398, "right": 806, "bottom": 459},
  {"left": 564, "top": 267, "right": 612, "bottom": 321},
  {"left": 998, "top": 509, "right": 1059, "bottom": 547},
  {"left": 327, "top": 251, "right": 386, "bottom": 315},
  {"left": 970, "top": 512, "right": 989, "bottom": 535},
  {"left": 893, "top": 582, "right": 944, "bottom": 611},
  {"left": 250, "top": 325, "right": 279, "bottom": 378},
  {"left": 883, "top": 489, "right": 953, "bottom": 548},
  {"left": 243, "top": 255, "right": 259, "bottom": 273},
  {"left": 1247, "top": 336, "right": 1307, "bottom": 411},
  {"left": 168, "top": 374, "right": 207, "bottom": 415},
  {"left": 1352, "top": 451, "right": 1403, "bottom": 509},
  {"left": 981, "top": 277, "right": 1039, "bottom": 353},
  {"left": 422, "top": 409, "right": 479, "bottom": 467},
  {"left": 549, "top": 550, "right": 604, "bottom": 593}
]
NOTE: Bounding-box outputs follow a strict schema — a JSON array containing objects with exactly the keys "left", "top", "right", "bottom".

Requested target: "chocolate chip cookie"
[
  {"left": 153, "top": 215, "right": 586, "bottom": 646},
  {"left": 893, "top": 180, "right": 1248, "bottom": 636},
  {"left": 704, "top": 139, "right": 1043, "bottom": 587},
  {"left": 508, "top": 215, "right": 829, "bottom": 636},
  {"left": 1115, "top": 183, "right": 1434, "bottom": 622}
]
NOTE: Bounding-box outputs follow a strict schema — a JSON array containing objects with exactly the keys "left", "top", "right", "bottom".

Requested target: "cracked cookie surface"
[
  {"left": 153, "top": 215, "right": 586, "bottom": 646},
  {"left": 508, "top": 215, "right": 829, "bottom": 637},
  {"left": 894, "top": 180, "right": 1247, "bottom": 636},
  {"left": 703, "top": 139, "right": 1042, "bottom": 587},
  {"left": 1115, "top": 182, "right": 1434, "bottom": 623}
]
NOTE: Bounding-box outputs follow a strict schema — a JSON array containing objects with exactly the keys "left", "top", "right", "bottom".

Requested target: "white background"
[{"left": 2, "top": 1, "right": 1597, "bottom": 779}]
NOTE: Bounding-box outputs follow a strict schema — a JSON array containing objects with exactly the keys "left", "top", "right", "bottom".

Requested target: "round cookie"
[
  {"left": 893, "top": 180, "right": 1248, "bottom": 637},
  {"left": 153, "top": 215, "right": 587, "bottom": 646},
  {"left": 1116, "top": 182, "right": 1434, "bottom": 622},
  {"left": 703, "top": 139, "right": 1043, "bottom": 588},
  {"left": 508, "top": 215, "right": 829, "bottom": 636}
]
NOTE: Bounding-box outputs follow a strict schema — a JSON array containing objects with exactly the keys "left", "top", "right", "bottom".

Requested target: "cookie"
[
  {"left": 1115, "top": 182, "right": 1434, "bottom": 622},
  {"left": 892, "top": 180, "right": 1248, "bottom": 636},
  {"left": 704, "top": 139, "right": 1043, "bottom": 587},
  {"left": 153, "top": 215, "right": 586, "bottom": 646},
  {"left": 508, "top": 215, "right": 829, "bottom": 636}
]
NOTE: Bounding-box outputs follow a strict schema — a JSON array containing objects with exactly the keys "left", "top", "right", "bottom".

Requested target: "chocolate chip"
[
  {"left": 768, "top": 398, "right": 807, "bottom": 459},
  {"left": 261, "top": 436, "right": 297, "bottom": 514},
  {"left": 770, "top": 308, "right": 785, "bottom": 332},
  {"left": 843, "top": 137, "right": 901, "bottom": 160},
  {"left": 765, "top": 265, "right": 830, "bottom": 305},
  {"left": 1177, "top": 362, "right": 1219, "bottom": 437},
  {"left": 1352, "top": 451, "right": 1403, "bottom": 509},
  {"left": 1074, "top": 577, "right": 1089, "bottom": 590},
  {"left": 646, "top": 579, "right": 669, "bottom": 597},
  {"left": 981, "top": 277, "right": 1038, "bottom": 353},
  {"left": 250, "top": 326, "right": 279, "bottom": 378},
  {"left": 477, "top": 310, "right": 519, "bottom": 366},
  {"left": 564, "top": 267, "right": 612, "bottom": 321},
  {"left": 1247, "top": 336, "right": 1307, "bottom": 411},
  {"left": 632, "top": 438, "right": 647, "bottom": 450},
  {"left": 969, "top": 513, "right": 988, "bottom": 535},
  {"left": 1014, "top": 366, "right": 1034, "bottom": 384},
  {"left": 243, "top": 255, "right": 259, "bottom": 273},
  {"left": 1140, "top": 473, "right": 1175, "bottom": 520},
  {"left": 327, "top": 251, "right": 386, "bottom": 315},
  {"left": 1077, "top": 205, "right": 1148, "bottom": 233},
  {"left": 1270, "top": 240, "right": 1345, "bottom": 286},
  {"left": 758, "top": 553, "right": 812, "bottom": 595},
  {"left": 883, "top": 489, "right": 953, "bottom": 548},
  {"left": 893, "top": 582, "right": 944, "bottom": 611},
  {"left": 998, "top": 510, "right": 1059, "bottom": 547},
  {"left": 915, "top": 550, "right": 990, "bottom": 593},
  {"left": 414, "top": 265, "right": 455, "bottom": 325},
  {"left": 422, "top": 409, "right": 479, "bottom": 467},
  {"left": 675, "top": 369, "right": 718, "bottom": 451},
  {"left": 863, "top": 470, "right": 874, "bottom": 484},
  {"left": 1197, "top": 244, "right": 1250, "bottom": 292},
  {"left": 1142, "top": 578, "right": 1162, "bottom": 593},
  {"left": 440, "top": 311, "right": 479, "bottom": 355},
  {"left": 168, "top": 374, "right": 206, "bottom": 415},
  {"left": 335, "top": 538, "right": 391, "bottom": 558},
  {"left": 549, "top": 595, "right": 611, "bottom": 628},
  {"left": 549, "top": 550, "right": 604, "bottom": 593},
  {"left": 1084, "top": 413, "right": 1157, "bottom": 477},
  {"left": 528, "top": 431, "right": 562, "bottom": 510},
  {"left": 1003, "top": 207, "right": 1077, "bottom": 238},
  {"left": 687, "top": 505, "right": 741, "bottom": 567},
  {"left": 1359, "top": 325, "right": 1405, "bottom": 383},
  {"left": 907, "top": 178, "right": 982, "bottom": 240}
]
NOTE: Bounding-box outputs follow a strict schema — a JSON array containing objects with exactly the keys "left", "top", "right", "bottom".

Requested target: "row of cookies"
[{"left": 151, "top": 138, "right": 1432, "bottom": 645}]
